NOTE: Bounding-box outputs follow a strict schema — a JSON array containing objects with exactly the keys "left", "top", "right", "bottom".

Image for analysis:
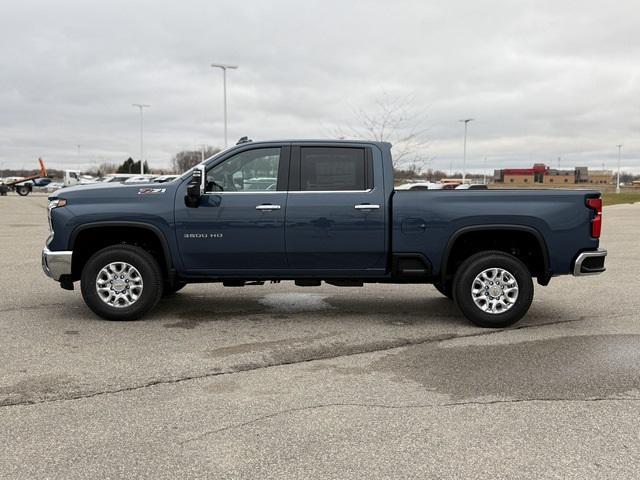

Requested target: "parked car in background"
[
  {"left": 123, "top": 175, "right": 156, "bottom": 184},
  {"left": 455, "top": 183, "right": 489, "bottom": 190},
  {"left": 42, "top": 182, "right": 64, "bottom": 193},
  {"left": 244, "top": 177, "right": 277, "bottom": 190},
  {"left": 63, "top": 170, "right": 97, "bottom": 187},
  {"left": 395, "top": 182, "right": 443, "bottom": 190},
  {"left": 152, "top": 175, "right": 180, "bottom": 183},
  {"left": 100, "top": 174, "right": 147, "bottom": 183}
]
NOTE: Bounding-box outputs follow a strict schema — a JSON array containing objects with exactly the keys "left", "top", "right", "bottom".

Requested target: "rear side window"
[{"left": 300, "top": 147, "right": 369, "bottom": 191}]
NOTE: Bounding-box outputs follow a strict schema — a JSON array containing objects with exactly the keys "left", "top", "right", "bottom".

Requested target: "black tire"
[
  {"left": 80, "top": 245, "right": 163, "bottom": 321},
  {"left": 433, "top": 281, "right": 453, "bottom": 299},
  {"left": 452, "top": 251, "right": 533, "bottom": 328},
  {"left": 162, "top": 281, "right": 187, "bottom": 297},
  {"left": 16, "top": 185, "right": 30, "bottom": 196}
]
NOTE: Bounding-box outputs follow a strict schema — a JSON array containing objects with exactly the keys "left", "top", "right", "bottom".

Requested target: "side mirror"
[{"left": 185, "top": 167, "right": 204, "bottom": 208}]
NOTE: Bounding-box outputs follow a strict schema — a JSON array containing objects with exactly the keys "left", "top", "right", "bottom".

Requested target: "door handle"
[
  {"left": 354, "top": 204, "right": 380, "bottom": 210},
  {"left": 256, "top": 204, "right": 281, "bottom": 210}
]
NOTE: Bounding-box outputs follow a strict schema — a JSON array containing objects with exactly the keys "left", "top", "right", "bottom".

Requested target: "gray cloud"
[{"left": 1, "top": 0, "right": 638, "bottom": 172}]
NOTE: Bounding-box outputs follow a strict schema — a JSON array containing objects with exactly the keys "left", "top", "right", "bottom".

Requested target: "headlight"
[
  {"left": 48, "top": 198, "right": 67, "bottom": 209},
  {"left": 47, "top": 198, "right": 66, "bottom": 241}
]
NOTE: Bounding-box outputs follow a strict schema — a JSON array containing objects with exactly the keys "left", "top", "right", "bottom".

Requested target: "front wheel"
[
  {"left": 80, "top": 245, "right": 163, "bottom": 321},
  {"left": 453, "top": 251, "right": 533, "bottom": 328}
]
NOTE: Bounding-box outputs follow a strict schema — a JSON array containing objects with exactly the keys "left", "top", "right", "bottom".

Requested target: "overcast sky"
[{"left": 1, "top": 0, "right": 639, "bottom": 173}]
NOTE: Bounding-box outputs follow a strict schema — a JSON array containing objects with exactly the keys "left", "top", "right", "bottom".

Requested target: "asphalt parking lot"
[{"left": 1, "top": 194, "right": 639, "bottom": 479}]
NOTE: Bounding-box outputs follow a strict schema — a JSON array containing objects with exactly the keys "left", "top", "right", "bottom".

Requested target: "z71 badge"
[{"left": 138, "top": 188, "right": 166, "bottom": 195}]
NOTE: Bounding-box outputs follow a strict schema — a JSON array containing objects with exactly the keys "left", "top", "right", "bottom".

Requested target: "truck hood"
[{"left": 49, "top": 181, "right": 178, "bottom": 200}]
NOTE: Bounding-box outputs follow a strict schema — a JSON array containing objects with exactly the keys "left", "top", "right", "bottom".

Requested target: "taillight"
[{"left": 586, "top": 197, "right": 602, "bottom": 238}]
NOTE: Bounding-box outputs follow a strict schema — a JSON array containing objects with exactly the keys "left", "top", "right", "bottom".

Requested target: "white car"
[
  {"left": 455, "top": 183, "right": 488, "bottom": 190},
  {"left": 395, "top": 182, "right": 444, "bottom": 191},
  {"left": 100, "top": 174, "right": 150, "bottom": 183},
  {"left": 42, "top": 182, "right": 64, "bottom": 193},
  {"left": 152, "top": 175, "right": 180, "bottom": 183},
  {"left": 123, "top": 175, "right": 156, "bottom": 184}
]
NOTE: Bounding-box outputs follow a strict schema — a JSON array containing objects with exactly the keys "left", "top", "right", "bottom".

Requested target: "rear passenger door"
[{"left": 285, "top": 144, "right": 386, "bottom": 272}]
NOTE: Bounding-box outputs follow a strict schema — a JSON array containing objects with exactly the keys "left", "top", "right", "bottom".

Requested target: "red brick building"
[{"left": 494, "top": 164, "right": 612, "bottom": 186}]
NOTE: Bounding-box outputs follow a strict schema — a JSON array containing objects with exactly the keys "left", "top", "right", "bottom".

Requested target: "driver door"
[{"left": 175, "top": 146, "right": 289, "bottom": 272}]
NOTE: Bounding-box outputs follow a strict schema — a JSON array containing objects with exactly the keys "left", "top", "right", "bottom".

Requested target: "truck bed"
[{"left": 392, "top": 188, "right": 600, "bottom": 276}]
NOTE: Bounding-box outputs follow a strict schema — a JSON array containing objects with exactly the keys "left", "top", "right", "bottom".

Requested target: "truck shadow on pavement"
[
  {"left": 146, "top": 289, "right": 566, "bottom": 331},
  {"left": 148, "top": 290, "right": 464, "bottom": 328},
  {"left": 57, "top": 286, "right": 580, "bottom": 333}
]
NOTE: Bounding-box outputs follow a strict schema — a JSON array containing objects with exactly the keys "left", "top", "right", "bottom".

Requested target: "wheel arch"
[
  {"left": 441, "top": 224, "right": 551, "bottom": 285},
  {"left": 69, "top": 221, "right": 173, "bottom": 280}
]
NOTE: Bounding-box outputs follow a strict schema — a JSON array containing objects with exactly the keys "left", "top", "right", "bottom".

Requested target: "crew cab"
[{"left": 42, "top": 140, "right": 606, "bottom": 327}]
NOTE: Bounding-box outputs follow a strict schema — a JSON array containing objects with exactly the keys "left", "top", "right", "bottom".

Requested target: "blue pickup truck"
[{"left": 42, "top": 139, "right": 606, "bottom": 327}]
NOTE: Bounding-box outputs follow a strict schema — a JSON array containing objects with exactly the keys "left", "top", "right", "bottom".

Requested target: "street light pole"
[
  {"left": 132, "top": 104, "right": 150, "bottom": 174},
  {"left": 616, "top": 144, "right": 623, "bottom": 194},
  {"left": 483, "top": 156, "right": 487, "bottom": 185},
  {"left": 211, "top": 63, "right": 238, "bottom": 148},
  {"left": 459, "top": 118, "right": 473, "bottom": 181},
  {"left": 197, "top": 144, "right": 207, "bottom": 162}
]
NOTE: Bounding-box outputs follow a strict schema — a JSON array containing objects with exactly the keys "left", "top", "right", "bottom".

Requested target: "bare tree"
[
  {"left": 333, "top": 92, "right": 430, "bottom": 170},
  {"left": 171, "top": 146, "right": 221, "bottom": 173},
  {"left": 82, "top": 162, "right": 117, "bottom": 177},
  {"left": 96, "top": 162, "right": 118, "bottom": 175}
]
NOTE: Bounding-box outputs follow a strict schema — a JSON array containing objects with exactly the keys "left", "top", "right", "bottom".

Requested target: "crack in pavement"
[
  {"left": 179, "top": 396, "right": 640, "bottom": 445},
  {"left": 0, "top": 314, "right": 612, "bottom": 409},
  {"left": 0, "top": 302, "right": 68, "bottom": 314}
]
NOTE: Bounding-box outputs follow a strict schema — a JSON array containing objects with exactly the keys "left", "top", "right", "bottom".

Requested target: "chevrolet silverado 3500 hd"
[{"left": 42, "top": 140, "right": 606, "bottom": 327}]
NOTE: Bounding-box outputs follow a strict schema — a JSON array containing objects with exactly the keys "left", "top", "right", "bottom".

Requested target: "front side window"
[
  {"left": 300, "top": 147, "right": 367, "bottom": 191},
  {"left": 205, "top": 148, "right": 280, "bottom": 192}
]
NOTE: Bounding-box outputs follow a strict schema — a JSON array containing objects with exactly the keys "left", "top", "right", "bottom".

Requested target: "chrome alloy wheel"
[
  {"left": 471, "top": 267, "right": 519, "bottom": 314},
  {"left": 95, "top": 262, "right": 144, "bottom": 308}
]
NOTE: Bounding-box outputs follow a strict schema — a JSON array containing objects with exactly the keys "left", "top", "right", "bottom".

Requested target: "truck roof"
[{"left": 231, "top": 139, "right": 392, "bottom": 149}]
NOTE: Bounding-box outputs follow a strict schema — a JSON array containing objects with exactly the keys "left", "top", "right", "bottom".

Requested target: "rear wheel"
[
  {"left": 16, "top": 185, "right": 30, "bottom": 196},
  {"left": 80, "top": 245, "right": 163, "bottom": 321},
  {"left": 453, "top": 251, "right": 533, "bottom": 328}
]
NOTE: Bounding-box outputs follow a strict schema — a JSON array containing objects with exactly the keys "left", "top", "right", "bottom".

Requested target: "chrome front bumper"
[
  {"left": 42, "top": 247, "right": 73, "bottom": 281},
  {"left": 573, "top": 248, "right": 607, "bottom": 276}
]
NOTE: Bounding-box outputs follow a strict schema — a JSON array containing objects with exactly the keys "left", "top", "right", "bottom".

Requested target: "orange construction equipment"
[{"left": 5, "top": 158, "right": 49, "bottom": 196}]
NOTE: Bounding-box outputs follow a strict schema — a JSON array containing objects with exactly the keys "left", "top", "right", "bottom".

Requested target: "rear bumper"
[
  {"left": 42, "top": 247, "right": 73, "bottom": 281},
  {"left": 573, "top": 248, "right": 607, "bottom": 276}
]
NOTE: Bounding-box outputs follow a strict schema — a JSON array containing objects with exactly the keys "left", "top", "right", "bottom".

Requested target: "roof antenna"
[{"left": 236, "top": 136, "right": 252, "bottom": 145}]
